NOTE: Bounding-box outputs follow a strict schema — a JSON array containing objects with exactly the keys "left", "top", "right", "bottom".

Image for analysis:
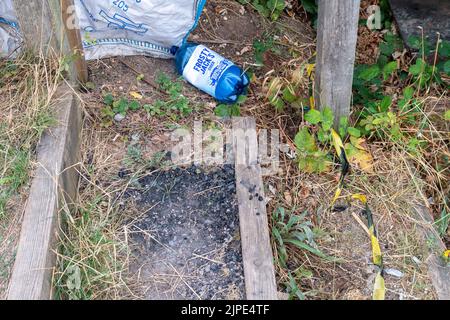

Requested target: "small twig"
[
  {"left": 118, "top": 59, "right": 167, "bottom": 97},
  {"left": 192, "top": 253, "right": 225, "bottom": 265},
  {"left": 168, "top": 263, "right": 201, "bottom": 300},
  {"left": 351, "top": 211, "right": 371, "bottom": 237}
]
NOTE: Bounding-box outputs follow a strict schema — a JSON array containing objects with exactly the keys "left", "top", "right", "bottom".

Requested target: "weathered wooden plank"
[
  {"left": 7, "top": 84, "right": 82, "bottom": 300},
  {"left": 12, "top": 0, "right": 88, "bottom": 83},
  {"left": 414, "top": 205, "right": 450, "bottom": 300},
  {"left": 11, "top": 0, "right": 58, "bottom": 53},
  {"left": 232, "top": 117, "right": 278, "bottom": 300},
  {"left": 315, "top": 0, "right": 361, "bottom": 125}
]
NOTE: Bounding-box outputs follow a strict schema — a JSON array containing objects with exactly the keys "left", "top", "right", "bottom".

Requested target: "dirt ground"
[
  {"left": 52, "top": 0, "right": 441, "bottom": 300},
  {"left": 126, "top": 165, "right": 244, "bottom": 300}
]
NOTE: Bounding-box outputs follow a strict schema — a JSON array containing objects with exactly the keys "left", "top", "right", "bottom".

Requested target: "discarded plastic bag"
[
  {"left": 0, "top": 0, "right": 21, "bottom": 57},
  {"left": 74, "top": 0, "right": 206, "bottom": 60}
]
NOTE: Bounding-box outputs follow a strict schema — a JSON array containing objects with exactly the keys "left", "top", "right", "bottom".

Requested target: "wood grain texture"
[
  {"left": 60, "top": 0, "right": 88, "bottom": 83},
  {"left": 315, "top": 0, "right": 361, "bottom": 125},
  {"left": 7, "top": 84, "right": 81, "bottom": 300},
  {"left": 414, "top": 205, "right": 450, "bottom": 300},
  {"left": 12, "top": 0, "right": 59, "bottom": 54},
  {"left": 12, "top": 0, "right": 88, "bottom": 83},
  {"left": 232, "top": 117, "right": 278, "bottom": 300}
]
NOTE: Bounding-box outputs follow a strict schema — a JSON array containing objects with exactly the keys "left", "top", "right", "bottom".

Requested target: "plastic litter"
[
  {"left": 174, "top": 43, "right": 250, "bottom": 103},
  {"left": 384, "top": 268, "right": 404, "bottom": 278},
  {"left": 0, "top": 0, "right": 206, "bottom": 59},
  {"left": 74, "top": 0, "right": 206, "bottom": 60},
  {"left": 0, "top": 0, "right": 20, "bottom": 57}
]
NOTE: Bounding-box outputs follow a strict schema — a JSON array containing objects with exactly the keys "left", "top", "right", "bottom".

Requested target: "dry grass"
[
  {"left": 0, "top": 52, "right": 63, "bottom": 298},
  {"left": 54, "top": 115, "right": 135, "bottom": 300},
  {"left": 53, "top": 0, "right": 448, "bottom": 300}
]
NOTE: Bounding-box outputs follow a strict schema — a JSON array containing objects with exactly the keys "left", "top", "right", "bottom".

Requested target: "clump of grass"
[
  {"left": 0, "top": 52, "right": 61, "bottom": 219},
  {"left": 54, "top": 184, "right": 130, "bottom": 300},
  {"left": 0, "top": 51, "right": 63, "bottom": 297},
  {"left": 53, "top": 123, "right": 138, "bottom": 300}
]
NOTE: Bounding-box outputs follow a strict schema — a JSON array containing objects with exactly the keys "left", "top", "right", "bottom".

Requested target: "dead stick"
[{"left": 118, "top": 59, "right": 167, "bottom": 97}]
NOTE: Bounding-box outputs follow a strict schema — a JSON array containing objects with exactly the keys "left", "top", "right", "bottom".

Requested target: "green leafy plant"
[
  {"left": 144, "top": 73, "right": 193, "bottom": 120},
  {"left": 214, "top": 95, "right": 247, "bottom": 117},
  {"left": 284, "top": 272, "right": 306, "bottom": 300},
  {"left": 435, "top": 208, "right": 449, "bottom": 238},
  {"left": 266, "top": 72, "right": 310, "bottom": 112},
  {"left": 298, "top": 0, "right": 318, "bottom": 27},
  {"left": 407, "top": 36, "right": 449, "bottom": 88},
  {"left": 272, "top": 207, "right": 329, "bottom": 269},
  {"left": 238, "top": 0, "right": 286, "bottom": 21},
  {"left": 253, "top": 35, "right": 280, "bottom": 67},
  {"left": 294, "top": 107, "right": 335, "bottom": 173},
  {"left": 100, "top": 94, "right": 140, "bottom": 127}
]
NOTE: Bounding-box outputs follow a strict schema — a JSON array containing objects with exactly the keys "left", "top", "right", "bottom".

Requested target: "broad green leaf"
[
  {"left": 443, "top": 60, "right": 450, "bottom": 75},
  {"left": 215, "top": 104, "right": 240, "bottom": 117},
  {"left": 359, "top": 65, "right": 380, "bottom": 81},
  {"left": 407, "top": 35, "right": 421, "bottom": 49},
  {"left": 338, "top": 116, "right": 349, "bottom": 138},
  {"left": 379, "top": 95, "right": 392, "bottom": 112},
  {"left": 282, "top": 86, "right": 297, "bottom": 103},
  {"left": 438, "top": 41, "right": 450, "bottom": 58},
  {"left": 321, "top": 107, "right": 334, "bottom": 131},
  {"left": 444, "top": 109, "right": 450, "bottom": 121},
  {"left": 294, "top": 127, "right": 316, "bottom": 152},
  {"left": 409, "top": 59, "right": 425, "bottom": 75},
  {"left": 382, "top": 61, "right": 397, "bottom": 80},
  {"left": 284, "top": 238, "right": 328, "bottom": 259},
  {"left": 103, "top": 93, "right": 114, "bottom": 106},
  {"left": 304, "top": 109, "right": 322, "bottom": 124},
  {"left": 129, "top": 100, "right": 140, "bottom": 111},
  {"left": 403, "top": 86, "right": 414, "bottom": 100},
  {"left": 347, "top": 127, "right": 361, "bottom": 138}
]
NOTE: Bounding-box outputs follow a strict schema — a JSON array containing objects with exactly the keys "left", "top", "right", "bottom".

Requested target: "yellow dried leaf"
[
  {"left": 345, "top": 140, "right": 374, "bottom": 173},
  {"left": 331, "top": 187, "right": 342, "bottom": 205},
  {"left": 309, "top": 96, "right": 315, "bottom": 110},
  {"left": 330, "top": 129, "right": 345, "bottom": 157},
  {"left": 266, "top": 77, "right": 283, "bottom": 98},
  {"left": 284, "top": 191, "right": 292, "bottom": 206},
  {"left": 350, "top": 149, "right": 374, "bottom": 173},
  {"left": 350, "top": 136, "right": 369, "bottom": 150},
  {"left": 291, "top": 65, "right": 306, "bottom": 84},
  {"left": 130, "top": 91, "right": 143, "bottom": 100},
  {"left": 306, "top": 63, "right": 315, "bottom": 78}
]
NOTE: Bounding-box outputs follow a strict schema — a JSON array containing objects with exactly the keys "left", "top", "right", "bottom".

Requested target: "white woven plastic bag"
[
  {"left": 74, "top": 0, "right": 206, "bottom": 60},
  {"left": 0, "top": 0, "right": 21, "bottom": 57}
]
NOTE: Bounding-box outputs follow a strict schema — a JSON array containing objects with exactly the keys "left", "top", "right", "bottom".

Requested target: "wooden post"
[
  {"left": 11, "top": 0, "right": 88, "bottom": 83},
  {"left": 60, "top": 0, "right": 88, "bottom": 83},
  {"left": 315, "top": 0, "right": 361, "bottom": 126},
  {"left": 11, "top": 0, "right": 59, "bottom": 53}
]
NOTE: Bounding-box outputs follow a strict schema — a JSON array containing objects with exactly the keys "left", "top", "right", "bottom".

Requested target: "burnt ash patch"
[{"left": 125, "top": 165, "right": 245, "bottom": 300}]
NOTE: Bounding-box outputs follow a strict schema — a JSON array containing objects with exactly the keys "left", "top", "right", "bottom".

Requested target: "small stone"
[
  {"left": 114, "top": 113, "right": 125, "bottom": 122},
  {"left": 131, "top": 133, "right": 140, "bottom": 142}
]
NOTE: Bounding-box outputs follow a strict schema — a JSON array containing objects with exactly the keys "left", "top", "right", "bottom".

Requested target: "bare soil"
[{"left": 125, "top": 165, "right": 244, "bottom": 300}]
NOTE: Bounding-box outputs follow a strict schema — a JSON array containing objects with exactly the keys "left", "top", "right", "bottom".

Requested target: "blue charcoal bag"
[{"left": 174, "top": 43, "right": 250, "bottom": 104}]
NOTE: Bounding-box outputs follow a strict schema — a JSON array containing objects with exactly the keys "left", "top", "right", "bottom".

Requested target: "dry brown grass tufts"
[
  {"left": 53, "top": 114, "right": 138, "bottom": 300},
  {"left": 0, "top": 51, "right": 65, "bottom": 298}
]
